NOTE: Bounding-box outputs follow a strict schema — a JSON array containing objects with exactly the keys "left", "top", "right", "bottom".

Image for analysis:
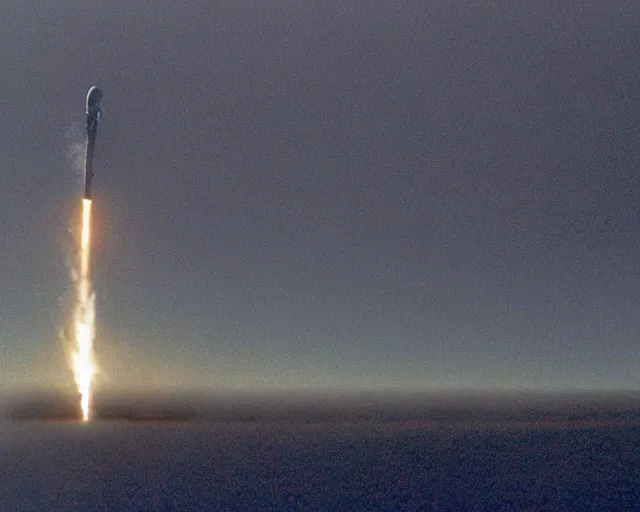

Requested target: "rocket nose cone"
[{"left": 86, "top": 86, "right": 103, "bottom": 108}]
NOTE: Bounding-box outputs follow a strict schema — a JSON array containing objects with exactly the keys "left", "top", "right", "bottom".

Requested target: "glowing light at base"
[{"left": 72, "top": 198, "right": 95, "bottom": 422}]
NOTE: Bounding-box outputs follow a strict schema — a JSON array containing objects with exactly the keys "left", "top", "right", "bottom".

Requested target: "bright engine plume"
[{"left": 73, "top": 199, "right": 95, "bottom": 421}]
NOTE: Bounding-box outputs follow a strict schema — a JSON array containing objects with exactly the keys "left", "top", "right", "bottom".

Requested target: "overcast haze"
[{"left": 1, "top": 1, "right": 639, "bottom": 391}]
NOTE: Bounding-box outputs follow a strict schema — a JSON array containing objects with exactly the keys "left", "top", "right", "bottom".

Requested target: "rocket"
[{"left": 84, "top": 86, "right": 103, "bottom": 199}]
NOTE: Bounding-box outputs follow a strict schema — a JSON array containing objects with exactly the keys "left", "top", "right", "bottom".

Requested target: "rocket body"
[
  {"left": 74, "top": 86, "right": 102, "bottom": 421},
  {"left": 84, "top": 130, "right": 96, "bottom": 199},
  {"left": 84, "top": 86, "right": 102, "bottom": 199}
]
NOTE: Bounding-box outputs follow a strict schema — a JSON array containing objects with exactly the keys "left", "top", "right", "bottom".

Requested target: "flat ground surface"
[{"left": 1, "top": 392, "right": 639, "bottom": 510}]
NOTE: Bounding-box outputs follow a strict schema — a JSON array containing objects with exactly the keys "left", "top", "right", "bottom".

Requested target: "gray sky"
[{"left": 1, "top": 0, "right": 639, "bottom": 391}]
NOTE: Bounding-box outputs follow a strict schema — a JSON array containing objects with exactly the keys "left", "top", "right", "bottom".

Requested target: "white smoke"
[{"left": 64, "top": 122, "right": 86, "bottom": 175}]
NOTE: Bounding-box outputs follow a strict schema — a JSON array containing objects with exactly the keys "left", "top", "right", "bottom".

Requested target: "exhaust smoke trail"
[{"left": 70, "top": 86, "right": 102, "bottom": 422}]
